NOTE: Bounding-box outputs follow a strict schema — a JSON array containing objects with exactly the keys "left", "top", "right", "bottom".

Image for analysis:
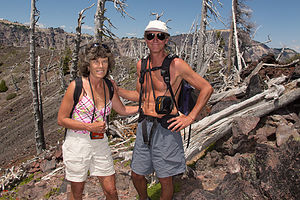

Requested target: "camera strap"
[
  {"left": 88, "top": 77, "right": 107, "bottom": 137},
  {"left": 160, "top": 54, "right": 179, "bottom": 112},
  {"left": 88, "top": 77, "right": 96, "bottom": 124}
]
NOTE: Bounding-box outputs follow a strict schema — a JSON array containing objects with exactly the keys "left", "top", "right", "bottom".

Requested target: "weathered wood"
[
  {"left": 232, "top": 0, "right": 242, "bottom": 83},
  {"left": 243, "top": 61, "right": 263, "bottom": 85},
  {"left": 209, "top": 85, "right": 247, "bottom": 104},
  {"left": 29, "top": 0, "right": 45, "bottom": 154},
  {"left": 185, "top": 79, "right": 300, "bottom": 161},
  {"left": 262, "top": 59, "right": 300, "bottom": 68}
]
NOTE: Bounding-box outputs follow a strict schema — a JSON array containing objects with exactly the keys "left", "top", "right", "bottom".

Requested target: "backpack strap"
[
  {"left": 160, "top": 54, "right": 179, "bottom": 110},
  {"left": 103, "top": 77, "right": 114, "bottom": 100},
  {"left": 138, "top": 56, "right": 149, "bottom": 113},
  {"left": 71, "top": 77, "right": 83, "bottom": 117},
  {"left": 64, "top": 77, "right": 83, "bottom": 140},
  {"left": 161, "top": 55, "right": 193, "bottom": 148}
]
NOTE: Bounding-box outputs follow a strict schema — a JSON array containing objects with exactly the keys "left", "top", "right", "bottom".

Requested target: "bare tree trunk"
[
  {"left": 70, "top": 4, "right": 95, "bottom": 82},
  {"left": 29, "top": 0, "right": 45, "bottom": 154},
  {"left": 10, "top": 65, "right": 19, "bottom": 91},
  {"left": 59, "top": 51, "right": 67, "bottom": 92},
  {"left": 37, "top": 56, "right": 44, "bottom": 136},
  {"left": 196, "top": 0, "right": 208, "bottom": 74},
  {"left": 44, "top": 49, "right": 54, "bottom": 83},
  {"left": 10, "top": 74, "right": 19, "bottom": 91},
  {"left": 94, "top": 0, "right": 106, "bottom": 43},
  {"left": 232, "top": 0, "right": 242, "bottom": 82},
  {"left": 189, "top": 22, "right": 199, "bottom": 69},
  {"left": 226, "top": 20, "right": 234, "bottom": 76}
]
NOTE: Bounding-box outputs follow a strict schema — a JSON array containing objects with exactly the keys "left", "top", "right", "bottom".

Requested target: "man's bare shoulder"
[{"left": 172, "top": 57, "right": 191, "bottom": 72}]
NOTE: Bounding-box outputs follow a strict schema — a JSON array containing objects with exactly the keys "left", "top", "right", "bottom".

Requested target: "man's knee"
[{"left": 158, "top": 176, "right": 173, "bottom": 186}]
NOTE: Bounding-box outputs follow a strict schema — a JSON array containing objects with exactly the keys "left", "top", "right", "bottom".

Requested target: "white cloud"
[
  {"left": 82, "top": 25, "right": 94, "bottom": 31},
  {"left": 126, "top": 32, "right": 137, "bottom": 37},
  {"left": 286, "top": 40, "right": 300, "bottom": 52},
  {"left": 37, "top": 23, "right": 45, "bottom": 28},
  {"left": 60, "top": 25, "right": 66, "bottom": 29},
  {"left": 291, "top": 45, "right": 300, "bottom": 52}
]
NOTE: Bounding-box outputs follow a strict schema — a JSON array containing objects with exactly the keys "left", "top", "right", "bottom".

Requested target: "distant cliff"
[
  {"left": 0, "top": 19, "right": 298, "bottom": 62},
  {"left": 0, "top": 19, "right": 93, "bottom": 50}
]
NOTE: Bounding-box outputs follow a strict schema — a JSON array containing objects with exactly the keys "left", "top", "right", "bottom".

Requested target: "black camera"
[{"left": 155, "top": 96, "right": 174, "bottom": 115}]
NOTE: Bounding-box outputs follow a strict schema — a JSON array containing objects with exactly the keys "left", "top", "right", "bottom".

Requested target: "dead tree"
[
  {"left": 43, "top": 49, "right": 54, "bottom": 83},
  {"left": 197, "top": 0, "right": 208, "bottom": 73},
  {"left": 59, "top": 38, "right": 68, "bottom": 92},
  {"left": 37, "top": 56, "right": 44, "bottom": 132},
  {"left": 69, "top": 3, "right": 95, "bottom": 82},
  {"left": 59, "top": 54, "right": 67, "bottom": 92},
  {"left": 10, "top": 74, "right": 19, "bottom": 91},
  {"left": 94, "top": 0, "right": 133, "bottom": 43},
  {"left": 226, "top": 20, "right": 234, "bottom": 76},
  {"left": 180, "top": 0, "right": 224, "bottom": 76},
  {"left": 227, "top": 0, "right": 255, "bottom": 84},
  {"left": 185, "top": 77, "right": 300, "bottom": 161},
  {"left": 10, "top": 64, "right": 19, "bottom": 91},
  {"left": 29, "top": 0, "right": 46, "bottom": 154}
]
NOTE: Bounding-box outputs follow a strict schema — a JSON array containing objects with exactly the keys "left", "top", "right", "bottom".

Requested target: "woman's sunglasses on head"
[
  {"left": 145, "top": 33, "right": 167, "bottom": 41},
  {"left": 92, "top": 43, "right": 109, "bottom": 49}
]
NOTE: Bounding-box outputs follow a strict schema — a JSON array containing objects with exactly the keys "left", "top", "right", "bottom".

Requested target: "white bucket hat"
[{"left": 144, "top": 20, "right": 169, "bottom": 35}]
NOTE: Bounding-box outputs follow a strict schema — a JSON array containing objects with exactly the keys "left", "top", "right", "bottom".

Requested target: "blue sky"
[{"left": 0, "top": 0, "right": 299, "bottom": 52}]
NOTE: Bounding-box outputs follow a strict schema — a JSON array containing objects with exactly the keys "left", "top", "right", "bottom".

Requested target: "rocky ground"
[{"left": 1, "top": 108, "right": 299, "bottom": 199}]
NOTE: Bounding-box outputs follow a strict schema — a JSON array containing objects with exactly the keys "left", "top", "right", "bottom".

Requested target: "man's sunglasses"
[{"left": 145, "top": 33, "right": 167, "bottom": 41}]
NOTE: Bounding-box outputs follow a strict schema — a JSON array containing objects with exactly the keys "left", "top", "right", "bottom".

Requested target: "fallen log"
[{"left": 184, "top": 78, "right": 300, "bottom": 162}]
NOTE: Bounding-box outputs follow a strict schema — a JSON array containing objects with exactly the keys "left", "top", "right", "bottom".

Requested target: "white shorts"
[{"left": 62, "top": 129, "right": 115, "bottom": 182}]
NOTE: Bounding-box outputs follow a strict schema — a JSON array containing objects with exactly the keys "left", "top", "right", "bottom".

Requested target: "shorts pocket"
[
  {"left": 161, "top": 132, "right": 184, "bottom": 163},
  {"left": 64, "top": 155, "right": 86, "bottom": 174},
  {"left": 162, "top": 144, "right": 182, "bottom": 163},
  {"left": 93, "top": 154, "right": 114, "bottom": 172}
]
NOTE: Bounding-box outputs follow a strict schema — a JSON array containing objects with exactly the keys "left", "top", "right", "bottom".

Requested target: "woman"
[{"left": 57, "top": 42, "right": 138, "bottom": 200}]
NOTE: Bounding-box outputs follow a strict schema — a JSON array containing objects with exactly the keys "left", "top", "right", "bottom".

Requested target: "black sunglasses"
[{"left": 145, "top": 33, "right": 167, "bottom": 41}]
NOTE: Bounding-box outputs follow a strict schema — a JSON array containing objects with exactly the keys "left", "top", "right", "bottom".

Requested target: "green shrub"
[
  {"left": 6, "top": 93, "right": 17, "bottom": 100},
  {"left": 44, "top": 188, "right": 60, "bottom": 199},
  {"left": 0, "top": 80, "right": 8, "bottom": 92},
  {"left": 147, "top": 182, "right": 180, "bottom": 200}
]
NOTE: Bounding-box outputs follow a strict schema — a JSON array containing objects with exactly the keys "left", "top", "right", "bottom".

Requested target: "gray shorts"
[{"left": 131, "top": 117, "right": 186, "bottom": 178}]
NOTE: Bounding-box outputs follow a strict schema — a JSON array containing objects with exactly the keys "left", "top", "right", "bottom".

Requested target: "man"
[{"left": 117, "top": 19, "right": 213, "bottom": 200}]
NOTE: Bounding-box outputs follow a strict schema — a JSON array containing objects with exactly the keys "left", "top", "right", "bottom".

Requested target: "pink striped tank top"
[{"left": 72, "top": 94, "right": 112, "bottom": 134}]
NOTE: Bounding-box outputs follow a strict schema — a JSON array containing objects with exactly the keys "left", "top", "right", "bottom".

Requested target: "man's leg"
[
  {"left": 131, "top": 171, "right": 148, "bottom": 200},
  {"left": 158, "top": 176, "right": 173, "bottom": 200},
  {"left": 70, "top": 181, "right": 85, "bottom": 200},
  {"left": 98, "top": 174, "right": 118, "bottom": 200}
]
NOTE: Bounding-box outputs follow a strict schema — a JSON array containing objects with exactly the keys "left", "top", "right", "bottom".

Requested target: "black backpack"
[
  {"left": 139, "top": 54, "right": 197, "bottom": 148},
  {"left": 64, "top": 77, "right": 114, "bottom": 139}
]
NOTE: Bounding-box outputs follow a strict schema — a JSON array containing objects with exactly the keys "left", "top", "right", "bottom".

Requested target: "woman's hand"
[{"left": 88, "top": 121, "right": 106, "bottom": 133}]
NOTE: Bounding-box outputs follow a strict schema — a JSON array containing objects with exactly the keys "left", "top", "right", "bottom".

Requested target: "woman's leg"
[
  {"left": 70, "top": 181, "right": 85, "bottom": 200},
  {"left": 98, "top": 174, "right": 118, "bottom": 200}
]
